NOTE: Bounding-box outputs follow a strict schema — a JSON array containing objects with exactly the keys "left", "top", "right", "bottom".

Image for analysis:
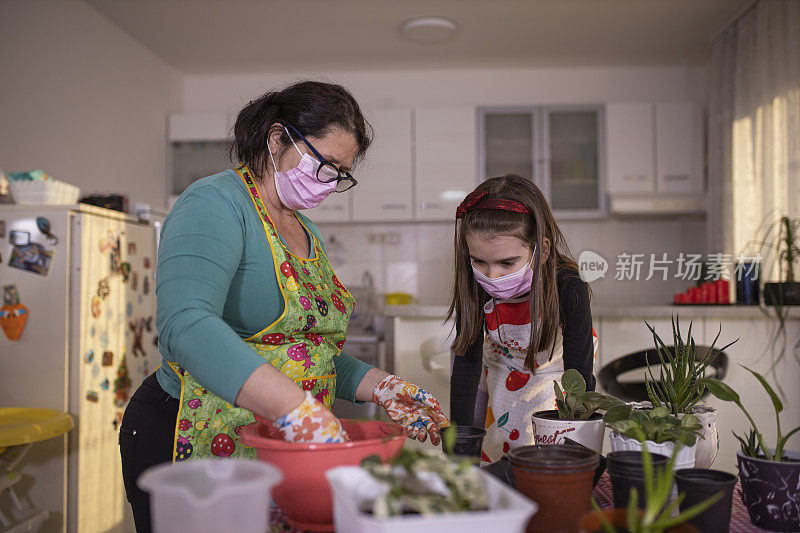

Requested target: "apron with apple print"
[
  {"left": 479, "top": 296, "right": 564, "bottom": 465},
  {"left": 168, "top": 163, "right": 355, "bottom": 461}
]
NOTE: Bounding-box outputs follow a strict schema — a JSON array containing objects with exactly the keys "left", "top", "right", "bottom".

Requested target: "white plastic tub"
[
  {"left": 9, "top": 179, "right": 80, "bottom": 205},
  {"left": 325, "top": 465, "right": 538, "bottom": 533},
  {"left": 138, "top": 459, "right": 282, "bottom": 533}
]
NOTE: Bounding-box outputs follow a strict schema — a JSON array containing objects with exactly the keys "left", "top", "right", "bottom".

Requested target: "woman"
[{"left": 120, "top": 81, "right": 449, "bottom": 532}]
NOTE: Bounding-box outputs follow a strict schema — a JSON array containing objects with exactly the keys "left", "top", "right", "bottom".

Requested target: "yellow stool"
[{"left": 0, "top": 408, "right": 73, "bottom": 533}]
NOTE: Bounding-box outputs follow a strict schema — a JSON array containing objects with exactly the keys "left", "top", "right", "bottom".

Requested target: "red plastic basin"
[{"left": 240, "top": 419, "right": 405, "bottom": 531}]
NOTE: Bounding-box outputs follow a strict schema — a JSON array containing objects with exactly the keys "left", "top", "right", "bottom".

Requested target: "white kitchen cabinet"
[
  {"left": 606, "top": 102, "right": 704, "bottom": 199},
  {"left": 656, "top": 102, "right": 704, "bottom": 194},
  {"left": 415, "top": 107, "right": 477, "bottom": 221},
  {"left": 606, "top": 103, "right": 655, "bottom": 195},
  {"left": 351, "top": 109, "right": 413, "bottom": 221}
]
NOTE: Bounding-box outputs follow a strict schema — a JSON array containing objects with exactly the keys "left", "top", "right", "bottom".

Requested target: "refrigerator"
[{"left": 0, "top": 203, "right": 163, "bottom": 533}]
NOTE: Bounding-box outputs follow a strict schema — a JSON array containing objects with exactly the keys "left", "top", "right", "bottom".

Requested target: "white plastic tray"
[{"left": 325, "top": 465, "right": 537, "bottom": 533}]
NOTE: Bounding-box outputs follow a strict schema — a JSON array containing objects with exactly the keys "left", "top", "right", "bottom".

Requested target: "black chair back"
[{"left": 598, "top": 346, "right": 729, "bottom": 403}]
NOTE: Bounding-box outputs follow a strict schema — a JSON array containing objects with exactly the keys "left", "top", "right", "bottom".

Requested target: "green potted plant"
[
  {"left": 762, "top": 215, "right": 800, "bottom": 306},
  {"left": 604, "top": 406, "right": 702, "bottom": 471},
  {"left": 700, "top": 366, "right": 800, "bottom": 532},
  {"left": 532, "top": 369, "right": 623, "bottom": 452},
  {"left": 644, "top": 317, "right": 736, "bottom": 468},
  {"left": 581, "top": 447, "right": 723, "bottom": 533}
]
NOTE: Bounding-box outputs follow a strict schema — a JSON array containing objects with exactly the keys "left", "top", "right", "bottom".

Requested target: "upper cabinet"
[
  {"left": 479, "top": 105, "right": 605, "bottom": 217},
  {"left": 606, "top": 102, "right": 704, "bottom": 199},
  {"left": 351, "top": 109, "right": 413, "bottom": 222},
  {"left": 168, "top": 113, "right": 232, "bottom": 141},
  {"left": 415, "top": 107, "right": 477, "bottom": 221}
]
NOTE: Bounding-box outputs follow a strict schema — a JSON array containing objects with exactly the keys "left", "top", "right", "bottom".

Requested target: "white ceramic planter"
[
  {"left": 531, "top": 410, "right": 605, "bottom": 453},
  {"left": 325, "top": 465, "right": 538, "bottom": 533},
  {"left": 608, "top": 431, "right": 697, "bottom": 470},
  {"left": 690, "top": 405, "right": 718, "bottom": 469}
]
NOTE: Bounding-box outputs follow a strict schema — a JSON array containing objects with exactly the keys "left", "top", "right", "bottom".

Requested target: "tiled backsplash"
[{"left": 317, "top": 217, "right": 706, "bottom": 308}]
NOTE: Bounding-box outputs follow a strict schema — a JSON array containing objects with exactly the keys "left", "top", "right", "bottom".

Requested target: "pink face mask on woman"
[
  {"left": 268, "top": 128, "right": 338, "bottom": 210},
  {"left": 472, "top": 248, "right": 535, "bottom": 300}
]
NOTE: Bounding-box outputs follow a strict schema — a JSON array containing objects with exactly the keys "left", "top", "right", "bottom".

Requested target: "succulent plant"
[
  {"left": 603, "top": 405, "right": 703, "bottom": 447},
  {"left": 644, "top": 316, "right": 736, "bottom": 416},
  {"left": 555, "top": 369, "right": 623, "bottom": 420}
]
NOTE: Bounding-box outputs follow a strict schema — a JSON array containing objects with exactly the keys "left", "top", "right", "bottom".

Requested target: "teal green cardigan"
[{"left": 155, "top": 169, "right": 373, "bottom": 405}]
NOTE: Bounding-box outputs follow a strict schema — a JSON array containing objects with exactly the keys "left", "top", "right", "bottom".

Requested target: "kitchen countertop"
[{"left": 384, "top": 304, "right": 800, "bottom": 320}]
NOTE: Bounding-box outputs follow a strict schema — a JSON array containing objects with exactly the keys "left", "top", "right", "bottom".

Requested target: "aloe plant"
[
  {"left": 644, "top": 316, "right": 736, "bottom": 416},
  {"left": 554, "top": 369, "right": 623, "bottom": 420},
  {"left": 603, "top": 405, "right": 702, "bottom": 447},
  {"left": 700, "top": 365, "right": 800, "bottom": 461},
  {"left": 592, "top": 446, "right": 723, "bottom": 533}
]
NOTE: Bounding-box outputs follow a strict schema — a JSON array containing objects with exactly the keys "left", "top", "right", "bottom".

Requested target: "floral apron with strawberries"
[
  {"left": 168, "top": 163, "right": 355, "bottom": 461},
  {"left": 479, "top": 296, "right": 564, "bottom": 465}
]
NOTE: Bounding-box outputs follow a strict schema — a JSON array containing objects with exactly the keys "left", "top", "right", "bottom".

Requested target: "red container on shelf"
[
  {"left": 688, "top": 286, "right": 701, "bottom": 304},
  {"left": 702, "top": 282, "right": 717, "bottom": 304},
  {"left": 715, "top": 279, "right": 730, "bottom": 303}
]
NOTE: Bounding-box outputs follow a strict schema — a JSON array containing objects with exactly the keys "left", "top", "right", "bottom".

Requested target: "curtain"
[{"left": 708, "top": 0, "right": 800, "bottom": 279}]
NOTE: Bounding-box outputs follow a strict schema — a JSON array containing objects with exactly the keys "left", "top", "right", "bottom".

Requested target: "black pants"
[{"left": 119, "top": 373, "right": 179, "bottom": 533}]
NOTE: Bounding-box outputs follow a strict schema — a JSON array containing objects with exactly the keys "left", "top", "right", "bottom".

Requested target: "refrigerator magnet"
[
  {"left": 143, "top": 276, "right": 150, "bottom": 295},
  {"left": 127, "top": 242, "right": 137, "bottom": 255},
  {"left": 9, "top": 230, "right": 29, "bottom": 246},
  {"left": 91, "top": 296, "right": 102, "bottom": 318},
  {"left": 129, "top": 319, "right": 145, "bottom": 357},
  {"left": 100, "top": 378, "right": 109, "bottom": 391},
  {"left": 0, "top": 220, "right": 5, "bottom": 238},
  {"left": 114, "top": 354, "right": 131, "bottom": 407},
  {"left": 120, "top": 262, "right": 131, "bottom": 283},
  {"left": 97, "top": 277, "right": 111, "bottom": 300},
  {"left": 132, "top": 272, "right": 139, "bottom": 291},
  {"left": 3, "top": 285, "right": 20, "bottom": 305},
  {"left": 84, "top": 350, "right": 94, "bottom": 364},
  {"left": 143, "top": 257, "right": 151, "bottom": 269},
  {"left": 102, "top": 351, "right": 114, "bottom": 367},
  {"left": 86, "top": 391, "right": 99, "bottom": 403},
  {"left": 0, "top": 302, "right": 29, "bottom": 340},
  {"left": 9, "top": 243, "right": 52, "bottom": 276}
]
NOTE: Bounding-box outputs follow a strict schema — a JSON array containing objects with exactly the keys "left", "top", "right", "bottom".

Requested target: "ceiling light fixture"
[{"left": 400, "top": 16, "right": 458, "bottom": 44}]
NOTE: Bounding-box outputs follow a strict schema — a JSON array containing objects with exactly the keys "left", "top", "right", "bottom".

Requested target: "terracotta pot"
[
  {"left": 532, "top": 410, "right": 605, "bottom": 453},
  {"left": 509, "top": 444, "right": 599, "bottom": 533},
  {"left": 737, "top": 450, "right": 800, "bottom": 531},
  {"left": 580, "top": 509, "right": 699, "bottom": 533}
]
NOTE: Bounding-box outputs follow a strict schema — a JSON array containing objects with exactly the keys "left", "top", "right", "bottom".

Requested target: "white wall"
[
  {"left": 0, "top": 0, "right": 183, "bottom": 208},
  {"left": 183, "top": 66, "right": 708, "bottom": 307}
]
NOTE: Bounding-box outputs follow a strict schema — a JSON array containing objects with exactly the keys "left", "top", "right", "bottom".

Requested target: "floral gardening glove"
[
  {"left": 373, "top": 375, "right": 450, "bottom": 445},
  {"left": 274, "top": 391, "right": 349, "bottom": 443}
]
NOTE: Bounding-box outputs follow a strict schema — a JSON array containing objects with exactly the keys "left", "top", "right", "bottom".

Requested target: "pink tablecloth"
[{"left": 592, "top": 473, "right": 768, "bottom": 532}]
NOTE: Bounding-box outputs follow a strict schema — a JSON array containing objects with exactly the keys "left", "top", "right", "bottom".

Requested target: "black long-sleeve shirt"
[{"left": 450, "top": 272, "right": 595, "bottom": 426}]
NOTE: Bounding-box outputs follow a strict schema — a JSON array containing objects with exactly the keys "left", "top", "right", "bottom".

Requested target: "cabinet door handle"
[
  {"left": 381, "top": 204, "right": 407, "bottom": 210},
  {"left": 663, "top": 174, "right": 690, "bottom": 182},
  {"left": 420, "top": 202, "right": 444, "bottom": 210}
]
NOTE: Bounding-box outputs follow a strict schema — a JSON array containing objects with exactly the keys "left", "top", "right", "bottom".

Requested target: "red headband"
[{"left": 455, "top": 190, "right": 530, "bottom": 219}]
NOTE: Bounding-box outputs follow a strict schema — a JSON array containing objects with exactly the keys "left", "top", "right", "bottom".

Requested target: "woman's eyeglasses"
[{"left": 284, "top": 124, "right": 357, "bottom": 192}]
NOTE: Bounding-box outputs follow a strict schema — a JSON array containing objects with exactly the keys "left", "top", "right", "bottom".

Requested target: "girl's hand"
[
  {"left": 274, "top": 391, "right": 349, "bottom": 443},
  {"left": 373, "top": 375, "right": 450, "bottom": 445}
]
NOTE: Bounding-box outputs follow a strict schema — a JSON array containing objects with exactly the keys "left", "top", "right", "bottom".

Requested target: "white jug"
[{"left": 138, "top": 459, "right": 282, "bottom": 533}]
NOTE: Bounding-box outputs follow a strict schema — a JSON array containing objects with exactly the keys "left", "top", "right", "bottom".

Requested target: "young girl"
[{"left": 448, "top": 174, "right": 597, "bottom": 464}]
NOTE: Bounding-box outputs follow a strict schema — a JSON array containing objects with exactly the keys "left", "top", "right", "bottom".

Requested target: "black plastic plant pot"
[
  {"left": 763, "top": 282, "right": 800, "bottom": 306},
  {"left": 737, "top": 451, "right": 800, "bottom": 531},
  {"left": 675, "top": 468, "right": 737, "bottom": 533},
  {"left": 444, "top": 425, "right": 486, "bottom": 458},
  {"left": 607, "top": 450, "right": 669, "bottom": 510}
]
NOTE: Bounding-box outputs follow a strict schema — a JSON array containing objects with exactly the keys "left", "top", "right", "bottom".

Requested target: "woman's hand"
[
  {"left": 373, "top": 375, "right": 450, "bottom": 445},
  {"left": 275, "top": 391, "right": 349, "bottom": 443}
]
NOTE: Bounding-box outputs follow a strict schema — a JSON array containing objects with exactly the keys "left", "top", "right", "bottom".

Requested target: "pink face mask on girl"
[{"left": 472, "top": 247, "right": 535, "bottom": 300}]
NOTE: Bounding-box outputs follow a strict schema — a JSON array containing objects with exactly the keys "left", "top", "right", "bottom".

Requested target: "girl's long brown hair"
[{"left": 447, "top": 174, "right": 579, "bottom": 371}]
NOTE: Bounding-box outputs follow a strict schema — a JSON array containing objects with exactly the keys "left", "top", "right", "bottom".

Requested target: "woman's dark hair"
[
  {"left": 447, "top": 174, "right": 581, "bottom": 371},
  {"left": 231, "top": 80, "right": 373, "bottom": 179}
]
